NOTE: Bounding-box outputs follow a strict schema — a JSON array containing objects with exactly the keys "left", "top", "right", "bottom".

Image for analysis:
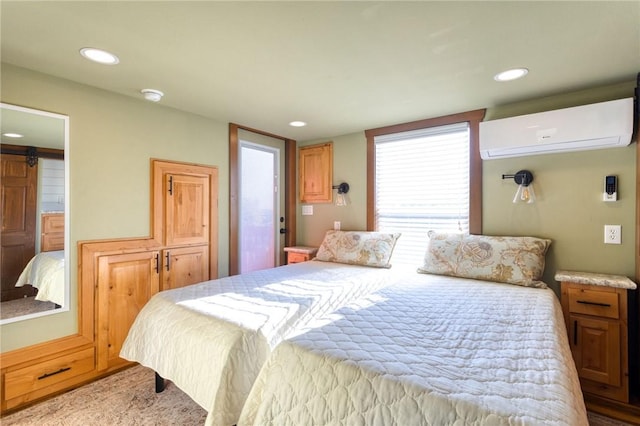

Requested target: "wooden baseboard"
[{"left": 585, "top": 393, "right": 640, "bottom": 425}]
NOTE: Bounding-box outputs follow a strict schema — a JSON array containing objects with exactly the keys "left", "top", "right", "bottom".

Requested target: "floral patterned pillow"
[
  {"left": 315, "top": 230, "right": 401, "bottom": 268},
  {"left": 417, "top": 231, "right": 552, "bottom": 288}
]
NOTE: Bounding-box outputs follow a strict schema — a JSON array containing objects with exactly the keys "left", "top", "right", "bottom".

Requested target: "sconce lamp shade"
[
  {"left": 513, "top": 182, "right": 536, "bottom": 204},
  {"left": 332, "top": 182, "right": 350, "bottom": 206}
]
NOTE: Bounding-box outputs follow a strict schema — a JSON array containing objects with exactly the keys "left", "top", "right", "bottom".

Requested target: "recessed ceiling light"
[
  {"left": 494, "top": 68, "right": 529, "bottom": 82},
  {"left": 141, "top": 89, "right": 164, "bottom": 102},
  {"left": 3, "top": 133, "right": 24, "bottom": 138},
  {"left": 289, "top": 121, "right": 307, "bottom": 127},
  {"left": 80, "top": 47, "right": 120, "bottom": 65}
]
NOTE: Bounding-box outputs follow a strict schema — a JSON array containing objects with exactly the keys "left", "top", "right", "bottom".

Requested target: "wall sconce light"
[
  {"left": 332, "top": 182, "right": 350, "bottom": 206},
  {"left": 502, "top": 170, "right": 536, "bottom": 204}
]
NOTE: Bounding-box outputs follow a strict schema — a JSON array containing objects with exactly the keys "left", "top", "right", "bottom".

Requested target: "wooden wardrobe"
[{"left": 1, "top": 159, "right": 218, "bottom": 412}]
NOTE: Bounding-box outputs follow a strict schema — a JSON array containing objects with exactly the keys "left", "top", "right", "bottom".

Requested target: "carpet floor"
[{"left": 0, "top": 364, "right": 635, "bottom": 425}]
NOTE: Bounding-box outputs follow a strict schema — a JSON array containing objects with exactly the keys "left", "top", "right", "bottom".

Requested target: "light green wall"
[
  {"left": 1, "top": 64, "right": 230, "bottom": 352},
  {"left": 296, "top": 134, "right": 369, "bottom": 244},
  {"left": 297, "top": 81, "right": 637, "bottom": 295},
  {"left": 482, "top": 82, "right": 636, "bottom": 291}
]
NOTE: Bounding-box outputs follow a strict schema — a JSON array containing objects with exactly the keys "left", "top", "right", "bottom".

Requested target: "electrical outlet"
[
  {"left": 604, "top": 225, "right": 621, "bottom": 244},
  {"left": 334, "top": 221, "right": 341, "bottom": 230}
]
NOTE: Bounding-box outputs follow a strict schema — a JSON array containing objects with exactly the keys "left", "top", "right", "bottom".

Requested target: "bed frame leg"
[{"left": 155, "top": 372, "right": 166, "bottom": 393}]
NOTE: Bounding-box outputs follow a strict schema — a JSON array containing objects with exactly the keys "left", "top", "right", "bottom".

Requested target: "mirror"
[{"left": 0, "top": 103, "right": 69, "bottom": 324}]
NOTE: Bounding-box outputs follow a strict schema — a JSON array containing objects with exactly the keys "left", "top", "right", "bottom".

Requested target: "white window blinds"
[{"left": 374, "top": 122, "right": 470, "bottom": 267}]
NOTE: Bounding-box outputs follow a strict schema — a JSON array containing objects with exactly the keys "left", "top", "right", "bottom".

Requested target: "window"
[{"left": 366, "top": 110, "right": 485, "bottom": 267}]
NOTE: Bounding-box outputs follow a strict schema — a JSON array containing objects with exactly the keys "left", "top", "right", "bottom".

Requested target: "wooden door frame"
[{"left": 229, "top": 123, "right": 296, "bottom": 276}]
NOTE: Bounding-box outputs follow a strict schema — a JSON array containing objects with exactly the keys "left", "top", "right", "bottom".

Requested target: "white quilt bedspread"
[
  {"left": 119, "top": 260, "right": 395, "bottom": 426},
  {"left": 14, "top": 250, "right": 65, "bottom": 306},
  {"left": 239, "top": 273, "right": 588, "bottom": 426}
]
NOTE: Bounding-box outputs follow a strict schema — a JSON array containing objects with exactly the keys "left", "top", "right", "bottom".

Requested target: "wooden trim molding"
[
  {"left": 365, "top": 109, "right": 486, "bottom": 234},
  {"left": 229, "top": 124, "right": 240, "bottom": 276},
  {"left": 284, "top": 139, "right": 297, "bottom": 249}
]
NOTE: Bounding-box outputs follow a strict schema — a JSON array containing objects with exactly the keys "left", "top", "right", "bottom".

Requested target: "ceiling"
[
  {"left": 1, "top": 1, "right": 639, "bottom": 141},
  {"left": 0, "top": 106, "right": 66, "bottom": 148}
]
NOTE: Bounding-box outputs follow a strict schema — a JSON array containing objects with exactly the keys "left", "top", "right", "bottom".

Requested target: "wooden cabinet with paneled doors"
[
  {"left": 91, "top": 243, "right": 209, "bottom": 372},
  {"left": 161, "top": 245, "right": 209, "bottom": 291},
  {"left": 152, "top": 159, "right": 218, "bottom": 286},
  {"left": 90, "top": 159, "right": 218, "bottom": 372},
  {"left": 558, "top": 271, "right": 636, "bottom": 403},
  {"left": 299, "top": 142, "right": 332, "bottom": 203},
  {"left": 96, "top": 249, "right": 161, "bottom": 371},
  {"left": 41, "top": 212, "right": 64, "bottom": 252}
]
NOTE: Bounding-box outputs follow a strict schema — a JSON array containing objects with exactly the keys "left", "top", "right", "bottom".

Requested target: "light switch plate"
[{"left": 302, "top": 205, "right": 313, "bottom": 216}]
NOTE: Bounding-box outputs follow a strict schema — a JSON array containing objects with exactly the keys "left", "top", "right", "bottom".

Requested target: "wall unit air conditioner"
[{"left": 479, "top": 97, "right": 634, "bottom": 160}]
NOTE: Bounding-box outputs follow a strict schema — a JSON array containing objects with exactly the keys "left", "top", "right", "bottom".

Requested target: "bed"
[
  {"left": 239, "top": 232, "right": 589, "bottom": 426},
  {"left": 120, "top": 231, "right": 401, "bottom": 426},
  {"left": 14, "top": 249, "right": 65, "bottom": 306}
]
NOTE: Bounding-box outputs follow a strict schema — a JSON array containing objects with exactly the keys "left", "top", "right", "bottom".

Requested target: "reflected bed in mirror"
[{"left": 0, "top": 103, "right": 69, "bottom": 324}]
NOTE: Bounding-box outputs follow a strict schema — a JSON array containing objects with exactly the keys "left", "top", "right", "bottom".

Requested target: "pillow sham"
[
  {"left": 417, "top": 231, "right": 551, "bottom": 288},
  {"left": 315, "top": 230, "right": 401, "bottom": 268}
]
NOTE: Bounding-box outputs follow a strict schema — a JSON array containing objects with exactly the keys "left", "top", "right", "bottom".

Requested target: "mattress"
[
  {"left": 119, "top": 260, "right": 395, "bottom": 426},
  {"left": 239, "top": 273, "right": 588, "bottom": 426},
  {"left": 14, "top": 250, "right": 65, "bottom": 306}
]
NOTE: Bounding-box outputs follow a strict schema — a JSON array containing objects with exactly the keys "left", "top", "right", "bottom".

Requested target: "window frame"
[{"left": 365, "top": 109, "right": 486, "bottom": 235}]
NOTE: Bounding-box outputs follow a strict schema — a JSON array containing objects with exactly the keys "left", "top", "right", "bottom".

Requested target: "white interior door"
[{"left": 239, "top": 135, "right": 283, "bottom": 273}]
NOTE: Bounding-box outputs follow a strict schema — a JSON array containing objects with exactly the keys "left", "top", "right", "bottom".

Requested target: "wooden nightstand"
[
  {"left": 284, "top": 246, "right": 318, "bottom": 264},
  {"left": 556, "top": 270, "right": 637, "bottom": 403}
]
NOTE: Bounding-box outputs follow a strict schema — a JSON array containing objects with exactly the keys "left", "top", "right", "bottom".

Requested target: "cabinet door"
[
  {"left": 1, "top": 154, "right": 37, "bottom": 301},
  {"left": 162, "top": 245, "right": 209, "bottom": 291},
  {"left": 96, "top": 250, "right": 160, "bottom": 370},
  {"left": 165, "top": 173, "right": 210, "bottom": 246},
  {"left": 569, "top": 315, "right": 621, "bottom": 386},
  {"left": 299, "top": 143, "right": 332, "bottom": 203}
]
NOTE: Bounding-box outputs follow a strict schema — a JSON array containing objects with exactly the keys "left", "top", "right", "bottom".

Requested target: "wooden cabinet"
[
  {"left": 4, "top": 348, "right": 95, "bottom": 406},
  {"left": 0, "top": 159, "right": 218, "bottom": 414},
  {"left": 161, "top": 245, "right": 209, "bottom": 291},
  {"left": 41, "top": 213, "right": 64, "bottom": 252},
  {"left": 88, "top": 161, "right": 218, "bottom": 372},
  {"left": 89, "top": 160, "right": 217, "bottom": 371},
  {"left": 299, "top": 142, "right": 332, "bottom": 203},
  {"left": 1, "top": 339, "right": 96, "bottom": 412},
  {"left": 558, "top": 271, "right": 636, "bottom": 403},
  {"left": 284, "top": 246, "right": 318, "bottom": 264},
  {"left": 152, "top": 160, "right": 217, "bottom": 279},
  {"left": 96, "top": 250, "right": 161, "bottom": 371}
]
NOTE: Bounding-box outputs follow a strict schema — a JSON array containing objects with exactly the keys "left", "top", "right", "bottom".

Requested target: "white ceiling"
[{"left": 1, "top": 1, "right": 639, "bottom": 141}]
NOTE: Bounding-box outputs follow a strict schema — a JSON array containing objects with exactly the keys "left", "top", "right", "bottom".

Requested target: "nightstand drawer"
[
  {"left": 42, "top": 213, "right": 64, "bottom": 233},
  {"left": 567, "top": 287, "right": 619, "bottom": 319},
  {"left": 287, "top": 252, "right": 310, "bottom": 264},
  {"left": 4, "top": 348, "right": 95, "bottom": 400},
  {"left": 284, "top": 246, "right": 318, "bottom": 265}
]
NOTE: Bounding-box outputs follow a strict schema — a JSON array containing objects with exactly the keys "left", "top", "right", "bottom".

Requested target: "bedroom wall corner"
[{"left": 296, "top": 132, "right": 368, "bottom": 247}]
